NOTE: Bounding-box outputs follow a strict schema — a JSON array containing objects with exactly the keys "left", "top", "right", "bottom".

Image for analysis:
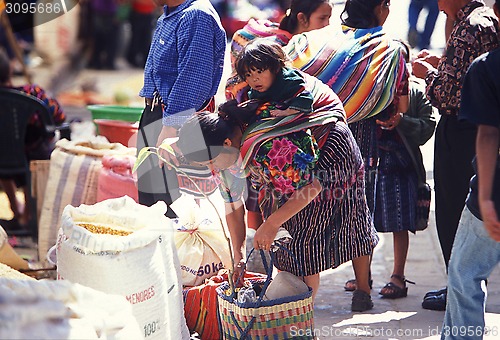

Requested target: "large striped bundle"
[
  {"left": 226, "top": 23, "right": 406, "bottom": 123},
  {"left": 37, "top": 139, "right": 135, "bottom": 262},
  {"left": 230, "top": 19, "right": 292, "bottom": 70},
  {"left": 285, "top": 25, "right": 407, "bottom": 123}
]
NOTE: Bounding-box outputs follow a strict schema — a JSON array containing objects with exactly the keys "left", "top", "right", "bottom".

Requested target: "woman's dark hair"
[
  {"left": 177, "top": 100, "right": 261, "bottom": 162},
  {"left": 0, "top": 49, "right": 11, "bottom": 84},
  {"left": 279, "top": 0, "right": 331, "bottom": 33},
  {"left": 235, "top": 39, "right": 287, "bottom": 80},
  {"left": 341, "top": 0, "right": 385, "bottom": 29},
  {"left": 178, "top": 112, "right": 231, "bottom": 162}
]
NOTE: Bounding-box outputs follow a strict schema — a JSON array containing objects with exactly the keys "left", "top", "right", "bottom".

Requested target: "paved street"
[{"left": 7, "top": 0, "right": 500, "bottom": 338}]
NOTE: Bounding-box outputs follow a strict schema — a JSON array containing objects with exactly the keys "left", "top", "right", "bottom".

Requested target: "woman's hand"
[
  {"left": 253, "top": 220, "right": 281, "bottom": 251},
  {"left": 376, "top": 112, "right": 403, "bottom": 130},
  {"left": 233, "top": 260, "right": 247, "bottom": 287},
  {"left": 412, "top": 59, "right": 436, "bottom": 79},
  {"left": 156, "top": 125, "right": 181, "bottom": 169},
  {"left": 415, "top": 50, "right": 441, "bottom": 68}
]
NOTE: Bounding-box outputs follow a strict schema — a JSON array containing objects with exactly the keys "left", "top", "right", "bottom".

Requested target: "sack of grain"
[
  {"left": 170, "top": 194, "right": 231, "bottom": 287},
  {"left": 56, "top": 196, "right": 189, "bottom": 340},
  {"left": 38, "top": 138, "right": 135, "bottom": 263}
]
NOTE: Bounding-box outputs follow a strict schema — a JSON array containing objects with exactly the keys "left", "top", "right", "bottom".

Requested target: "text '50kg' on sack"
[{"left": 55, "top": 196, "right": 190, "bottom": 340}]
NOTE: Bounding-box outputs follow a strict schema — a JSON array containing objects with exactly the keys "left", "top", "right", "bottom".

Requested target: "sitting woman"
[
  {"left": 0, "top": 49, "right": 66, "bottom": 229},
  {"left": 177, "top": 75, "right": 378, "bottom": 311}
]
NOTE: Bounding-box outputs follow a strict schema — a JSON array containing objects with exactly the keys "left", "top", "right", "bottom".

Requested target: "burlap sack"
[{"left": 37, "top": 139, "right": 135, "bottom": 262}]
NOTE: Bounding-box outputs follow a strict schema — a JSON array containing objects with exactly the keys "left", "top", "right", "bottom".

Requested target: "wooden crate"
[{"left": 30, "top": 160, "right": 51, "bottom": 224}]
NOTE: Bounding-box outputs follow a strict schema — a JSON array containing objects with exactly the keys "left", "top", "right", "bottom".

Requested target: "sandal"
[
  {"left": 351, "top": 289, "right": 374, "bottom": 312},
  {"left": 379, "top": 274, "right": 415, "bottom": 299},
  {"left": 344, "top": 274, "right": 373, "bottom": 292}
]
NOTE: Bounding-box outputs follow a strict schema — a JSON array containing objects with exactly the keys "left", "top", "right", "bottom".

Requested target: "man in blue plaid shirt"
[{"left": 137, "top": 0, "right": 226, "bottom": 216}]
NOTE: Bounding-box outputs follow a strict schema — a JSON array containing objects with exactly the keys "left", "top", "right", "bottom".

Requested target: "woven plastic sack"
[
  {"left": 37, "top": 138, "right": 135, "bottom": 263},
  {"left": 56, "top": 196, "right": 189, "bottom": 340},
  {"left": 216, "top": 247, "right": 314, "bottom": 339},
  {"left": 97, "top": 154, "right": 138, "bottom": 202}
]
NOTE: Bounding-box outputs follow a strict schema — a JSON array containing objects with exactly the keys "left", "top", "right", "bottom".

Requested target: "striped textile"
[
  {"left": 270, "top": 123, "right": 378, "bottom": 275},
  {"left": 229, "top": 18, "right": 293, "bottom": 70},
  {"left": 285, "top": 25, "right": 407, "bottom": 123},
  {"left": 240, "top": 72, "right": 346, "bottom": 171}
]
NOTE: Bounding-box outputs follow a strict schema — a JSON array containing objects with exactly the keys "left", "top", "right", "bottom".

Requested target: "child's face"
[{"left": 244, "top": 68, "right": 276, "bottom": 93}]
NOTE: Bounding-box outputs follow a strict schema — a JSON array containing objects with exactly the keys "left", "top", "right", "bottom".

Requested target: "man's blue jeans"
[
  {"left": 408, "top": 0, "right": 440, "bottom": 49},
  {"left": 441, "top": 206, "right": 500, "bottom": 340}
]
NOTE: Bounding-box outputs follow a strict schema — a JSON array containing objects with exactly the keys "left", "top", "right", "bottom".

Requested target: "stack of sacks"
[
  {"left": 38, "top": 138, "right": 136, "bottom": 263},
  {"left": 0, "top": 278, "right": 142, "bottom": 339},
  {"left": 56, "top": 196, "right": 190, "bottom": 340}
]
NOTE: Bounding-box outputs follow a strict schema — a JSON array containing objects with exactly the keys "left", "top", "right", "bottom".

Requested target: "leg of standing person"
[
  {"left": 345, "top": 118, "right": 378, "bottom": 292},
  {"left": 392, "top": 231, "right": 409, "bottom": 283},
  {"left": 136, "top": 104, "right": 180, "bottom": 218},
  {"left": 136, "top": 12, "right": 154, "bottom": 67},
  {"left": 379, "top": 230, "right": 411, "bottom": 297},
  {"left": 102, "top": 15, "right": 120, "bottom": 70},
  {"left": 408, "top": 0, "right": 424, "bottom": 48},
  {"left": 441, "top": 207, "right": 500, "bottom": 340},
  {"left": 420, "top": 0, "right": 439, "bottom": 49},
  {"left": 424, "top": 115, "right": 476, "bottom": 310},
  {"left": 434, "top": 115, "right": 476, "bottom": 268},
  {"left": 89, "top": 14, "right": 105, "bottom": 69},
  {"left": 127, "top": 10, "right": 141, "bottom": 67},
  {"left": 304, "top": 273, "right": 320, "bottom": 301}
]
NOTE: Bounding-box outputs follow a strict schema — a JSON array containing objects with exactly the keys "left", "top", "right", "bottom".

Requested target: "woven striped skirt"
[{"left": 271, "top": 122, "right": 378, "bottom": 276}]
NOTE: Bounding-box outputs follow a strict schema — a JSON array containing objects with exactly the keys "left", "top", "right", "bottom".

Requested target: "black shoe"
[
  {"left": 424, "top": 287, "right": 447, "bottom": 299},
  {"left": 351, "top": 290, "right": 374, "bottom": 312},
  {"left": 422, "top": 291, "right": 447, "bottom": 311}
]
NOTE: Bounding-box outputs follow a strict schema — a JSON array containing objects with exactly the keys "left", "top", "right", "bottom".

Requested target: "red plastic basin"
[{"left": 94, "top": 119, "right": 138, "bottom": 147}]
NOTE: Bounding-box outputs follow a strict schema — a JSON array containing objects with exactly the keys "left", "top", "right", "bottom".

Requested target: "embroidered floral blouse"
[{"left": 218, "top": 102, "right": 320, "bottom": 213}]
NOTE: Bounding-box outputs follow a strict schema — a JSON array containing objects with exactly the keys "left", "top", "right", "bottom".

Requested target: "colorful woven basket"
[{"left": 216, "top": 247, "right": 315, "bottom": 339}]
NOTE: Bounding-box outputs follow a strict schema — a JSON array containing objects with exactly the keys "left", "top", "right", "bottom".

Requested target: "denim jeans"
[
  {"left": 441, "top": 206, "right": 500, "bottom": 340},
  {"left": 408, "top": 0, "right": 440, "bottom": 49}
]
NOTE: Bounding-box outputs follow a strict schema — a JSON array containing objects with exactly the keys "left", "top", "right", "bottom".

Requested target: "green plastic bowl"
[{"left": 87, "top": 105, "right": 143, "bottom": 123}]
